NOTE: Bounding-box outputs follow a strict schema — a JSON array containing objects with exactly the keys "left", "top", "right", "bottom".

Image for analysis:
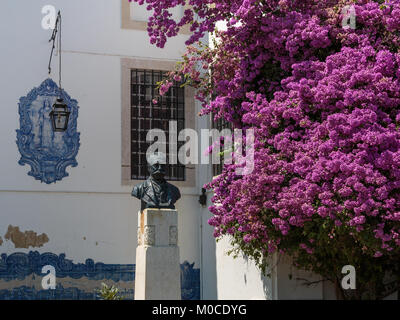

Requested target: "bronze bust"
[{"left": 131, "top": 153, "right": 181, "bottom": 211}]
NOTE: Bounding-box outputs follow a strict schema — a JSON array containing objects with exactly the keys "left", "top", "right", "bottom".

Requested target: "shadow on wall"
[
  {"left": 0, "top": 251, "right": 200, "bottom": 300},
  {"left": 274, "top": 254, "right": 335, "bottom": 300},
  {"left": 239, "top": 254, "right": 272, "bottom": 300},
  {"left": 260, "top": 260, "right": 274, "bottom": 300}
]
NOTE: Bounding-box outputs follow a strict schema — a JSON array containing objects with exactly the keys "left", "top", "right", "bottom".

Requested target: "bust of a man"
[{"left": 131, "top": 153, "right": 181, "bottom": 211}]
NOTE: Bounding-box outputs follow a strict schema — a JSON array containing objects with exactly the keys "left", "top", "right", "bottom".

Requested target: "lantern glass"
[{"left": 50, "top": 98, "right": 70, "bottom": 132}]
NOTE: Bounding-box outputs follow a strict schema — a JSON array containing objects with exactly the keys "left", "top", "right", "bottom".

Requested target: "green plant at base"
[{"left": 97, "top": 282, "right": 124, "bottom": 300}]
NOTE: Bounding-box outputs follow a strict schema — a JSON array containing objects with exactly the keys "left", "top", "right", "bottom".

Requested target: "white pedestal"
[{"left": 134, "top": 209, "right": 181, "bottom": 300}]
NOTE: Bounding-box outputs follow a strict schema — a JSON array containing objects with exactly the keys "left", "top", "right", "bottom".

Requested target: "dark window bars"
[{"left": 130, "top": 69, "right": 186, "bottom": 181}]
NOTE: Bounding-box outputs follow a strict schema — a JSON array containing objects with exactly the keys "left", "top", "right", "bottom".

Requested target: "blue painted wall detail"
[
  {"left": 181, "top": 261, "right": 201, "bottom": 300},
  {"left": 0, "top": 252, "right": 133, "bottom": 282},
  {"left": 16, "top": 78, "right": 80, "bottom": 184},
  {"left": 0, "top": 251, "right": 200, "bottom": 300},
  {"left": 0, "top": 286, "right": 116, "bottom": 301}
]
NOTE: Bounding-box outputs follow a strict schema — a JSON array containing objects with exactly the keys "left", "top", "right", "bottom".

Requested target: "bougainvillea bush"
[{"left": 131, "top": 0, "right": 400, "bottom": 299}]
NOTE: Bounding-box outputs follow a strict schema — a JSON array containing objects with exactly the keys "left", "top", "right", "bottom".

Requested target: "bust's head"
[
  {"left": 132, "top": 152, "right": 181, "bottom": 210},
  {"left": 147, "top": 153, "right": 167, "bottom": 181}
]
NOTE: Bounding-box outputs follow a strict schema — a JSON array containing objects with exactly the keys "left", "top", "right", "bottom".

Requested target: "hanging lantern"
[
  {"left": 50, "top": 98, "right": 70, "bottom": 132},
  {"left": 48, "top": 11, "right": 71, "bottom": 132}
]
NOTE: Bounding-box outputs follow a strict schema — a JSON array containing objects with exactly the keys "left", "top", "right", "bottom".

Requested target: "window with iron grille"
[
  {"left": 211, "top": 114, "right": 232, "bottom": 177},
  {"left": 130, "top": 69, "right": 186, "bottom": 181}
]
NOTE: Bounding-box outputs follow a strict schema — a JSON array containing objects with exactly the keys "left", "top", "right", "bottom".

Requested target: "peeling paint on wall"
[{"left": 4, "top": 225, "right": 49, "bottom": 248}]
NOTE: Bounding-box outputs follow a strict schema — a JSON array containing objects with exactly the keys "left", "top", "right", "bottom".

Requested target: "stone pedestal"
[{"left": 134, "top": 209, "right": 181, "bottom": 300}]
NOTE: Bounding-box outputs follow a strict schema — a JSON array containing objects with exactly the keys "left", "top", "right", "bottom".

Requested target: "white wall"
[
  {"left": 0, "top": 0, "right": 201, "bottom": 269},
  {"left": 199, "top": 194, "right": 218, "bottom": 299},
  {"left": 213, "top": 236, "right": 339, "bottom": 300},
  {"left": 215, "top": 236, "right": 275, "bottom": 300}
]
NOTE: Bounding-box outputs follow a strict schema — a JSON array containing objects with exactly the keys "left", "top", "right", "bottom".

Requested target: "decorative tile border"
[
  {"left": 0, "top": 252, "right": 133, "bottom": 282},
  {"left": 0, "top": 251, "right": 200, "bottom": 300},
  {"left": 0, "top": 285, "right": 130, "bottom": 300}
]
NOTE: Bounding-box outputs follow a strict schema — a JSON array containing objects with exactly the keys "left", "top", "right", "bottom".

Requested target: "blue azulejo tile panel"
[
  {"left": 16, "top": 78, "right": 80, "bottom": 184},
  {"left": 0, "top": 251, "right": 200, "bottom": 300}
]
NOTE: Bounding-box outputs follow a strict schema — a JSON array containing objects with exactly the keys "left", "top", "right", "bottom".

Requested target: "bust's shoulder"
[
  {"left": 131, "top": 180, "right": 150, "bottom": 198},
  {"left": 165, "top": 182, "right": 180, "bottom": 196},
  {"left": 165, "top": 181, "right": 178, "bottom": 189},
  {"left": 132, "top": 180, "right": 149, "bottom": 189}
]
